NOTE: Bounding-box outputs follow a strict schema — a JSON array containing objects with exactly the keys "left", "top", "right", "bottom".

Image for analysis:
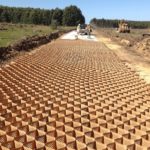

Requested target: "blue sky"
[{"left": 0, "top": 0, "right": 150, "bottom": 23}]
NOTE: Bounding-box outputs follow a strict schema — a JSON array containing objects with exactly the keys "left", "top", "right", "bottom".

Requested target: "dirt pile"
[
  {"left": 12, "top": 32, "right": 59, "bottom": 51},
  {"left": 135, "top": 37, "right": 150, "bottom": 56},
  {"left": 0, "top": 46, "right": 12, "bottom": 60},
  {"left": 120, "top": 39, "right": 131, "bottom": 46}
]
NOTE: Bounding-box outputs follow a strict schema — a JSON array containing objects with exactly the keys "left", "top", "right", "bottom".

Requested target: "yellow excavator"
[{"left": 118, "top": 20, "right": 130, "bottom": 33}]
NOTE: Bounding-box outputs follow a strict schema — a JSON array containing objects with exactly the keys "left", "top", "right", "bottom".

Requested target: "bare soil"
[{"left": 95, "top": 29, "right": 150, "bottom": 84}]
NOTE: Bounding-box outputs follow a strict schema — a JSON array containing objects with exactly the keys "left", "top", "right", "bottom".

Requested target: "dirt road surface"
[
  {"left": 0, "top": 34, "right": 150, "bottom": 149},
  {"left": 96, "top": 31, "right": 150, "bottom": 84}
]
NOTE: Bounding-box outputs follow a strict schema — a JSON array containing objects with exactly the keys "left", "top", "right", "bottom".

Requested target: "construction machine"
[
  {"left": 77, "top": 24, "right": 91, "bottom": 35},
  {"left": 118, "top": 20, "right": 130, "bottom": 33}
]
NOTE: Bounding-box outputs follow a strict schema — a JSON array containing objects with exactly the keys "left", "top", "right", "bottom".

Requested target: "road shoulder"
[{"left": 95, "top": 30, "right": 150, "bottom": 84}]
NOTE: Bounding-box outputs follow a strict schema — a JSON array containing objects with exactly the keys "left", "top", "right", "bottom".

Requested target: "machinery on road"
[{"left": 77, "top": 24, "right": 92, "bottom": 35}]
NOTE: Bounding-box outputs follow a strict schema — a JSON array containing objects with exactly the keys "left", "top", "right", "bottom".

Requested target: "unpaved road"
[{"left": 0, "top": 37, "right": 150, "bottom": 149}]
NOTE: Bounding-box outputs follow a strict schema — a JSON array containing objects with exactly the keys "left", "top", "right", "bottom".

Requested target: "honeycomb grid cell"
[{"left": 0, "top": 40, "right": 150, "bottom": 150}]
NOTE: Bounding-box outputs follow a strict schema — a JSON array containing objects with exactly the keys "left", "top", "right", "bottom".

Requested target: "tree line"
[
  {"left": 0, "top": 5, "right": 85, "bottom": 26},
  {"left": 91, "top": 18, "right": 150, "bottom": 29}
]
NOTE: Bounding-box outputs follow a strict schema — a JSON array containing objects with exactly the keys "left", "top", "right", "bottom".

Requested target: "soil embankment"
[{"left": 0, "top": 30, "right": 71, "bottom": 64}]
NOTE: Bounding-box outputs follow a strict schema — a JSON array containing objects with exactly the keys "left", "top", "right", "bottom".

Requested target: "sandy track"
[
  {"left": 0, "top": 39, "right": 150, "bottom": 149},
  {"left": 96, "top": 32, "right": 150, "bottom": 84}
]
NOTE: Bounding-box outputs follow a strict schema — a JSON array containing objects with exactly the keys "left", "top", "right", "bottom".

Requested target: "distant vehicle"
[
  {"left": 77, "top": 24, "right": 90, "bottom": 35},
  {"left": 118, "top": 20, "right": 130, "bottom": 33}
]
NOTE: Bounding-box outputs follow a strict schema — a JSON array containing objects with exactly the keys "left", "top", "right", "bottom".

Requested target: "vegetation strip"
[
  {"left": 91, "top": 18, "right": 150, "bottom": 29},
  {"left": 0, "top": 5, "right": 85, "bottom": 26}
]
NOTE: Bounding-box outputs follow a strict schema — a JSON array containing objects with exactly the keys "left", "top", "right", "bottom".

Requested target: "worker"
[
  {"left": 86, "top": 24, "right": 92, "bottom": 37},
  {"left": 77, "top": 24, "right": 81, "bottom": 35}
]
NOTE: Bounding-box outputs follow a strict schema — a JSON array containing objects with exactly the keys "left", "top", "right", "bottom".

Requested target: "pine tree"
[
  {"left": 63, "top": 5, "right": 85, "bottom": 26},
  {"left": 52, "top": 8, "right": 63, "bottom": 25}
]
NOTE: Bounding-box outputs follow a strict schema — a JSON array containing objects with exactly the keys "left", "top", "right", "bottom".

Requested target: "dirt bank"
[{"left": 0, "top": 30, "right": 71, "bottom": 64}]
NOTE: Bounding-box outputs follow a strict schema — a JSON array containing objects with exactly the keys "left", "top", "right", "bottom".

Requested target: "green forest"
[
  {"left": 91, "top": 18, "right": 150, "bottom": 29},
  {"left": 0, "top": 5, "right": 85, "bottom": 26}
]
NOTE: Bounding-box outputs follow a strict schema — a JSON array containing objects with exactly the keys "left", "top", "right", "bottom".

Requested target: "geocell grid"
[{"left": 0, "top": 40, "right": 150, "bottom": 150}]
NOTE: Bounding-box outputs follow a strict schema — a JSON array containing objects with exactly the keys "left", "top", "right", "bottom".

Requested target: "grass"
[{"left": 0, "top": 23, "right": 75, "bottom": 47}]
